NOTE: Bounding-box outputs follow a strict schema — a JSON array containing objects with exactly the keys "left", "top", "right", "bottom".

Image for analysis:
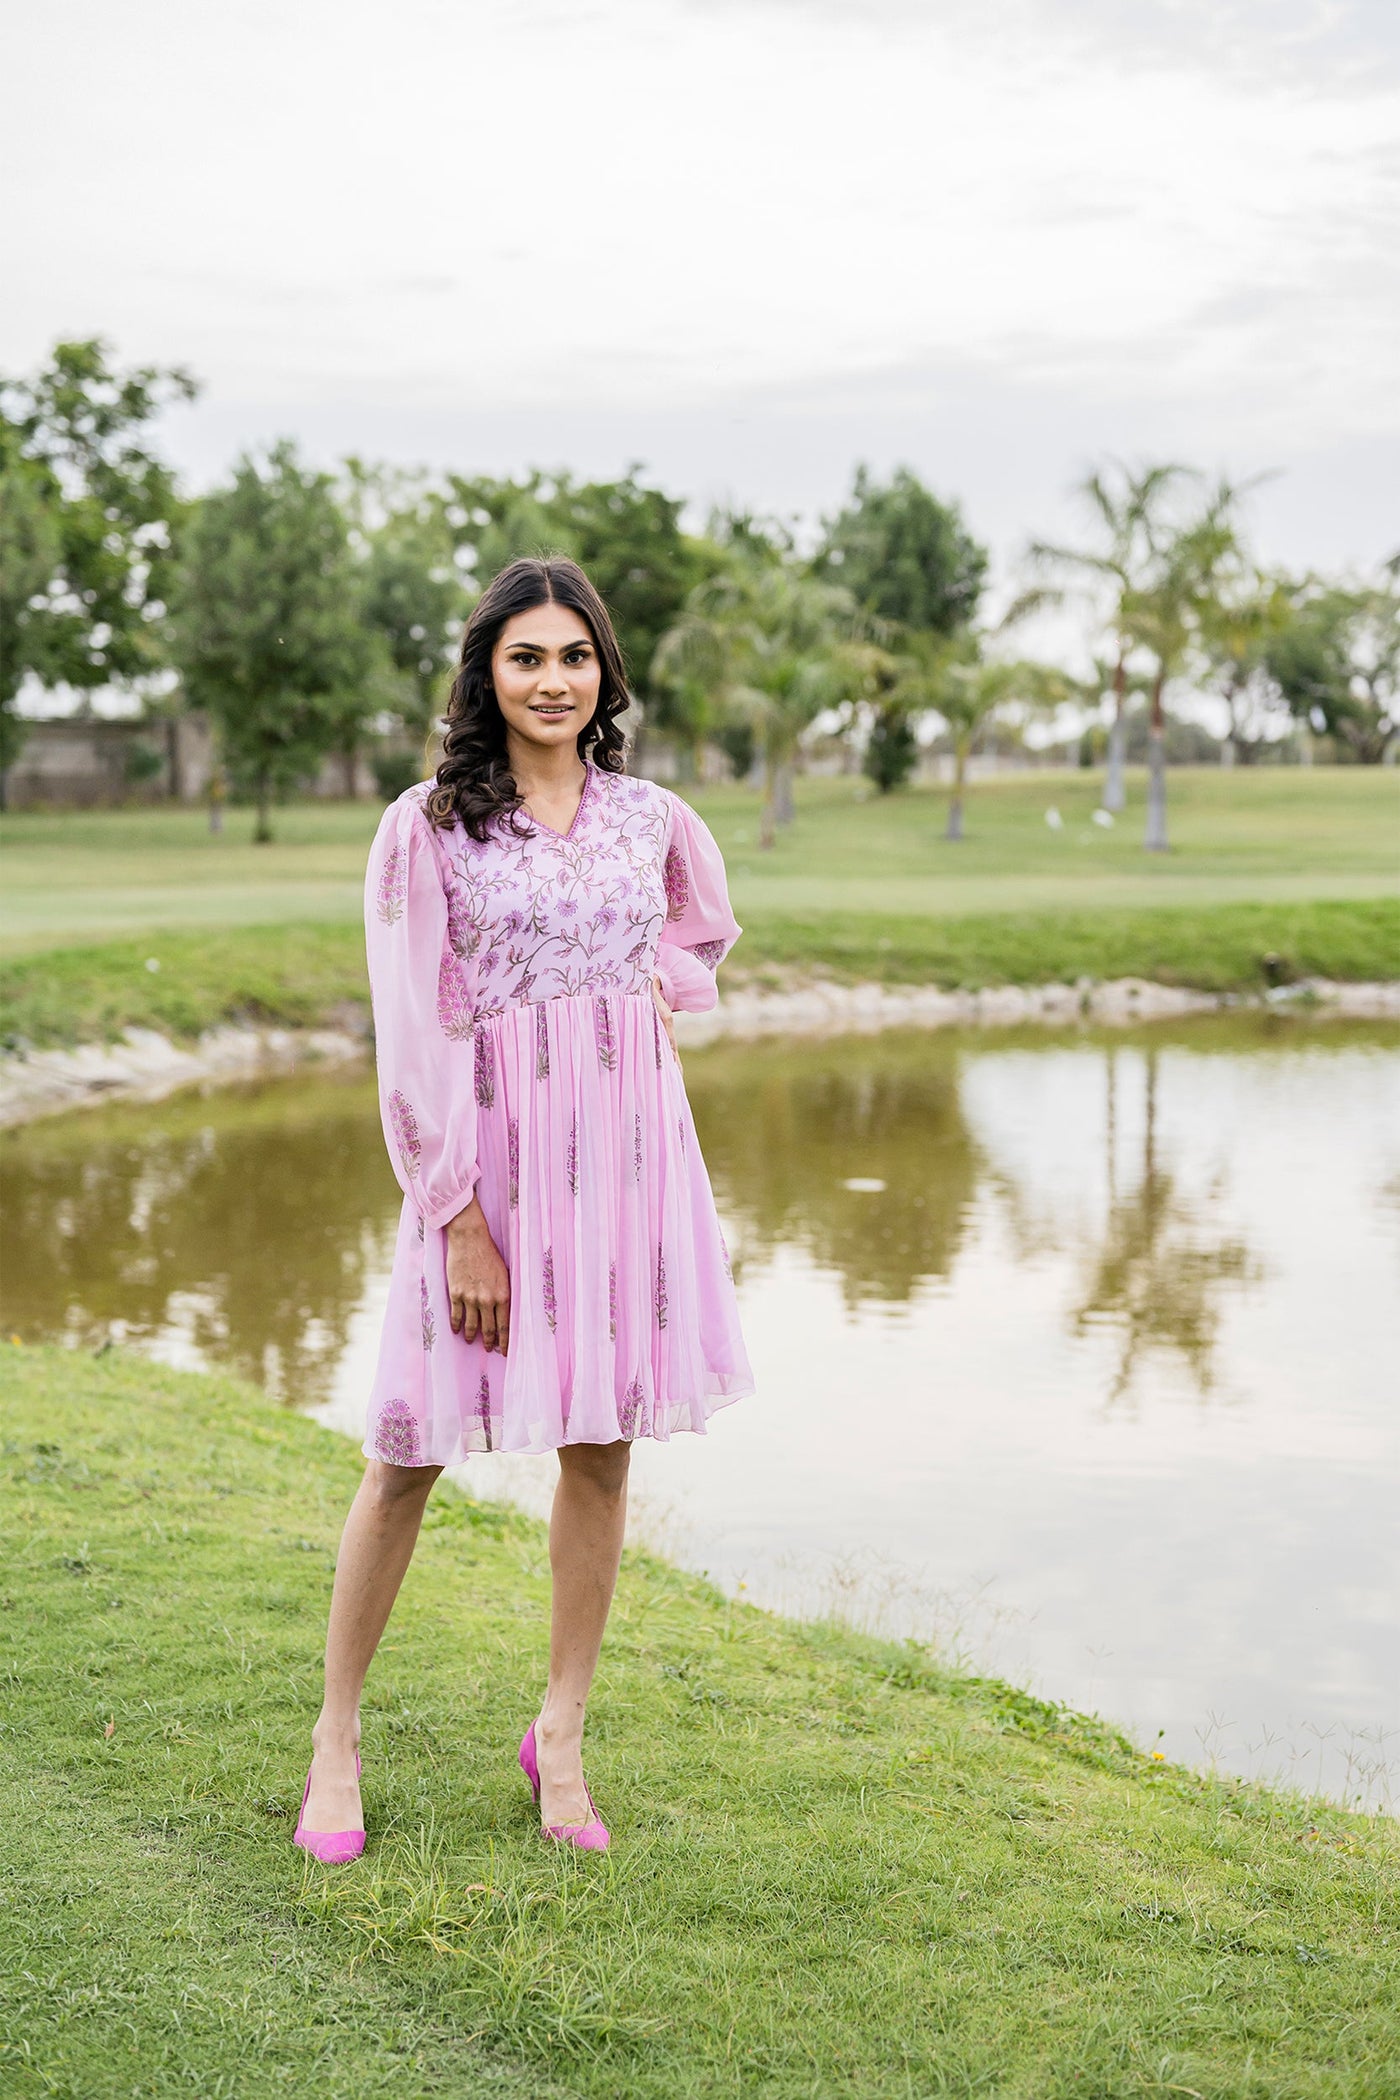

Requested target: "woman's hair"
[{"left": 424, "top": 556, "right": 630, "bottom": 840}]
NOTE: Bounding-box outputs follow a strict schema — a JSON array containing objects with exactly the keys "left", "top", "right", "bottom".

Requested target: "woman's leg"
[
  {"left": 302, "top": 1456, "right": 442, "bottom": 1831},
  {"left": 534, "top": 1439, "right": 632, "bottom": 1827}
]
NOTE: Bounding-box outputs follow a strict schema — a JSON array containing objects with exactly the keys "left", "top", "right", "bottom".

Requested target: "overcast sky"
[{"left": 5, "top": 0, "right": 1397, "bottom": 583}]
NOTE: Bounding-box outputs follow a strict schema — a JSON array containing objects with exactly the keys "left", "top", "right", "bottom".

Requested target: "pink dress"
[{"left": 360, "top": 762, "right": 755, "bottom": 1466}]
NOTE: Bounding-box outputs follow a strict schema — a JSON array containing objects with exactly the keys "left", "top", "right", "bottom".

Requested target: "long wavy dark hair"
[{"left": 424, "top": 557, "right": 631, "bottom": 840}]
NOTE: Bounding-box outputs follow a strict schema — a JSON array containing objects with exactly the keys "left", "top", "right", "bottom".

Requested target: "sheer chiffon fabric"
[{"left": 362, "top": 765, "right": 754, "bottom": 1467}]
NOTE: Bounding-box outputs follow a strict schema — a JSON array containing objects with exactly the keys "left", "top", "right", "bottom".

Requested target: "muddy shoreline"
[{"left": 3, "top": 976, "right": 1397, "bottom": 1128}]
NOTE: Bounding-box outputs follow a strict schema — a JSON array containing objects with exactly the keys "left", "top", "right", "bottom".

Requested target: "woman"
[{"left": 294, "top": 557, "right": 753, "bottom": 1860}]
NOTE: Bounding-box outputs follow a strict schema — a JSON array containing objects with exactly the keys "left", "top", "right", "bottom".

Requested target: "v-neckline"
[{"left": 524, "top": 761, "right": 592, "bottom": 842}]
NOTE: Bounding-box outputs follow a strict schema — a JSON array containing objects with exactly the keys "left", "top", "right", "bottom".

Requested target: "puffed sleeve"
[
  {"left": 655, "top": 789, "right": 743, "bottom": 1015},
  {"left": 364, "top": 790, "right": 481, "bottom": 1229}
]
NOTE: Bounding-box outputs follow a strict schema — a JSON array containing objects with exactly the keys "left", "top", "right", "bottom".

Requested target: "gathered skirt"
[{"left": 363, "top": 989, "right": 754, "bottom": 1467}]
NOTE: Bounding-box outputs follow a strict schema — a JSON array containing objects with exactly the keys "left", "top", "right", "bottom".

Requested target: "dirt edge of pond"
[{"left": 3, "top": 975, "right": 1398, "bottom": 1128}]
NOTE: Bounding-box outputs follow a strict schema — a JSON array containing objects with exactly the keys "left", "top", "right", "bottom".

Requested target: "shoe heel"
[{"left": 293, "top": 1748, "right": 365, "bottom": 1865}]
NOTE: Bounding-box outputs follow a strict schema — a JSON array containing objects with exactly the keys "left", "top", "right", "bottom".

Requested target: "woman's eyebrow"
[{"left": 506, "top": 634, "right": 594, "bottom": 652}]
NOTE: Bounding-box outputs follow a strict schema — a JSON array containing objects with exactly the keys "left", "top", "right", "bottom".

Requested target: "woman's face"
[{"left": 490, "top": 601, "right": 602, "bottom": 752}]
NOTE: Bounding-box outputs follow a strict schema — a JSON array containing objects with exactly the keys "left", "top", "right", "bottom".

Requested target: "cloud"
[{"left": 685, "top": 0, "right": 1400, "bottom": 89}]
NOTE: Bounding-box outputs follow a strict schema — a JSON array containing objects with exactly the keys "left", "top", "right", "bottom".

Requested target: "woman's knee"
[
  {"left": 559, "top": 1440, "right": 631, "bottom": 1497},
  {"left": 363, "top": 1457, "right": 442, "bottom": 1510}
]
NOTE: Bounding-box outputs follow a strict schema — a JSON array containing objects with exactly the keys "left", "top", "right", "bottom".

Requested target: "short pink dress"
[{"left": 360, "top": 762, "right": 754, "bottom": 1466}]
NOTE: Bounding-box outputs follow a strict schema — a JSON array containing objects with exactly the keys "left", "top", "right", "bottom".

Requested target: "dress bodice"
[{"left": 433, "top": 766, "right": 673, "bottom": 1017}]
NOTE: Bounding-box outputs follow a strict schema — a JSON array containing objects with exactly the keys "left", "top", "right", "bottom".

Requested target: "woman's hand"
[
  {"left": 444, "top": 1200, "right": 511, "bottom": 1354},
  {"left": 651, "top": 973, "right": 681, "bottom": 1066}
]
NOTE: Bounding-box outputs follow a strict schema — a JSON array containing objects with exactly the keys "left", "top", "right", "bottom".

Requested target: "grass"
[
  {"left": 2, "top": 1340, "right": 1398, "bottom": 2098},
  {"left": 1, "top": 768, "right": 1396, "bottom": 953},
  {"left": 1, "top": 902, "right": 1396, "bottom": 1055},
  {"left": 1, "top": 771, "right": 1396, "bottom": 1051}
]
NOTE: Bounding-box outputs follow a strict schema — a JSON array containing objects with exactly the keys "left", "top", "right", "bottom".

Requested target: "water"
[{"left": 3, "top": 1017, "right": 1396, "bottom": 1809}]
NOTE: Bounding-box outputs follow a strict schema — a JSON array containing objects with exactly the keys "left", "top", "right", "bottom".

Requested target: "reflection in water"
[
  {"left": 2, "top": 1020, "right": 1396, "bottom": 1806},
  {"left": 0, "top": 1071, "right": 392, "bottom": 1403},
  {"left": 688, "top": 1032, "right": 980, "bottom": 1305},
  {"left": 1073, "top": 1050, "right": 1260, "bottom": 1401}
]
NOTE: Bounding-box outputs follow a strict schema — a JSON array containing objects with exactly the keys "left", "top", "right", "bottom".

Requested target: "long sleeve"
[
  {"left": 655, "top": 790, "right": 742, "bottom": 1015},
  {"left": 364, "top": 791, "right": 481, "bottom": 1230}
]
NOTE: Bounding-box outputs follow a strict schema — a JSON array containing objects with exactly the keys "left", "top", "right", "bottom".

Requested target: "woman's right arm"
[
  {"left": 364, "top": 792, "right": 481, "bottom": 1232},
  {"left": 365, "top": 794, "right": 510, "bottom": 1351}
]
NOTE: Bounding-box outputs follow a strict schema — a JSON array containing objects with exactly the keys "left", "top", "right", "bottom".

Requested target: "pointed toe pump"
[
  {"left": 293, "top": 1750, "right": 365, "bottom": 1865},
  {"left": 519, "top": 1722, "right": 610, "bottom": 1852}
]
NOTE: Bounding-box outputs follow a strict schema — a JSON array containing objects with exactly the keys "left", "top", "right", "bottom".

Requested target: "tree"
[
  {"left": 1024, "top": 460, "right": 1192, "bottom": 812},
  {"left": 0, "top": 454, "right": 60, "bottom": 781},
  {"left": 171, "top": 443, "right": 379, "bottom": 842},
  {"left": 861, "top": 677, "right": 919, "bottom": 794},
  {"left": 0, "top": 337, "right": 197, "bottom": 797},
  {"left": 656, "top": 563, "right": 865, "bottom": 846},
  {"left": 346, "top": 465, "right": 466, "bottom": 737},
  {"left": 444, "top": 468, "right": 702, "bottom": 701},
  {"left": 928, "top": 646, "right": 1038, "bottom": 842},
  {"left": 1265, "top": 571, "right": 1399, "bottom": 763},
  {"left": 815, "top": 465, "right": 987, "bottom": 635},
  {"left": 1121, "top": 485, "right": 1239, "bottom": 850},
  {"left": 1196, "top": 566, "right": 1293, "bottom": 764}
]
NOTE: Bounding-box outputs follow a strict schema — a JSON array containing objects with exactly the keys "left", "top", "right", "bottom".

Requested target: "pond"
[{"left": 3, "top": 1016, "right": 1396, "bottom": 1809}]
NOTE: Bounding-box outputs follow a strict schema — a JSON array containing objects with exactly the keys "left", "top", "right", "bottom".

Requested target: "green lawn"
[
  {"left": 2, "top": 771, "right": 1396, "bottom": 1050},
  {"left": 3, "top": 1341, "right": 1396, "bottom": 2099},
  {"left": 2, "top": 768, "right": 1396, "bottom": 955}
]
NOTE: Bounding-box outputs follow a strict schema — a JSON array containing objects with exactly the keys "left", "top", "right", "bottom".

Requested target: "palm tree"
[
  {"left": 1197, "top": 566, "right": 1293, "bottom": 765},
  {"left": 907, "top": 637, "right": 1066, "bottom": 842},
  {"left": 1025, "top": 461, "right": 1192, "bottom": 813},
  {"left": 655, "top": 564, "right": 864, "bottom": 847},
  {"left": 1126, "top": 485, "right": 1237, "bottom": 851}
]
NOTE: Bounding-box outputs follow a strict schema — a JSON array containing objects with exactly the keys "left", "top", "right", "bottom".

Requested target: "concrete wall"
[{"left": 3, "top": 716, "right": 384, "bottom": 810}]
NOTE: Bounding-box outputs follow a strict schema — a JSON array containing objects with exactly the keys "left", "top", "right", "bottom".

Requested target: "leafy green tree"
[
  {"left": 815, "top": 465, "right": 987, "bottom": 635},
  {"left": 1265, "top": 571, "right": 1399, "bottom": 763},
  {"left": 345, "top": 465, "right": 465, "bottom": 735},
  {"left": 862, "top": 703, "right": 919, "bottom": 795},
  {"left": 0, "top": 338, "right": 197, "bottom": 795},
  {"left": 0, "top": 454, "right": 60, "bottom": 783},
  {"left": 172, "top": 443, "right": 379, "bottom": 842},
  {"left": 444, "top": 468, "right": 702, "bottom": 705},
  {"left": 1023, "top": 461, "right": 1191, "bottom": 812}
]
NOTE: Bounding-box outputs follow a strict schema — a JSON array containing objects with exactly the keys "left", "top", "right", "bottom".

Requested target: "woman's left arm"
[{"left": 653, "top": 790, "right": 743, "bottom": 1019}]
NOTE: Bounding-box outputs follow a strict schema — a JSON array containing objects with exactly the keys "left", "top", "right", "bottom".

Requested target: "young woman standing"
[{"left": 294, "top": 558, "right": 753, "bottom": 1859}]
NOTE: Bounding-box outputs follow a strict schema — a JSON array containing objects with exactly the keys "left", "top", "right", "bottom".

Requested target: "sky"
[{"left": 4, "top": 0, "right": 1398, "bottom": 589}]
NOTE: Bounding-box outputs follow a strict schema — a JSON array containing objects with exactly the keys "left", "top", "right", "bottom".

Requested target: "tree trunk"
[
  {"left": 255, "top": 768, "right": 273, "bottom": 845},
  {"left": 759, "top": 747, "right": 778, "bottom": 849},
  {"left": 342, "top": 746, "right": 358, "bottom": 799},
  {"left": 1103, "top": 653, "right": 1128, "bottom": 812},
  {"left": 1144, "top": 671, "right": 1169, "bottom": 852},
  {"left": 946, "top": 737, "right": 969, "bottom": 841},
  {"left": 775, "top": 757, "right": 795, "bottom": 826}
]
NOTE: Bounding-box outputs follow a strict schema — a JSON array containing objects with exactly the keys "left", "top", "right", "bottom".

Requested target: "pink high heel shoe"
[
  {"left": 293, "top": 1749, "right": 364, "bottom": 1864},
  {"left": 519, "top": 1721, "right": 610, "bottom": 1852}
]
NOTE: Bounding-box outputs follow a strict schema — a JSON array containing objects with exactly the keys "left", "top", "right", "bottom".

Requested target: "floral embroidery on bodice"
[{"left": 423, "top": 769, "right": 675, "bottom": 1020}]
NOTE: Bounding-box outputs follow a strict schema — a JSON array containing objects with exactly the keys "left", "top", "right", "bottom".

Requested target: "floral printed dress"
[{"left": 361, "top": 762, "right": 754, "bottom": 1467}]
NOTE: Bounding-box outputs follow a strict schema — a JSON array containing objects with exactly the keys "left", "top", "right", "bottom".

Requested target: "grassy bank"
[
  {"left": 2, "top": 898, "right": 1398, "bottom": 1054},
  {"left": 2, "top": 1342, "right": 1397, "bottom": 2098},
  {"left": 2, "top": 769, "right": 1397, "bottom": 952}
]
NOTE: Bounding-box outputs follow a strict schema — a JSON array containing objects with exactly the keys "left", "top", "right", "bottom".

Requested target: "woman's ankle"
[
  {"left": 536, "top": 1702, "right": 585, "bottom": 1752},
  {"left": 311, "top": 1713, "right": 361, "bottom": 1756}
]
